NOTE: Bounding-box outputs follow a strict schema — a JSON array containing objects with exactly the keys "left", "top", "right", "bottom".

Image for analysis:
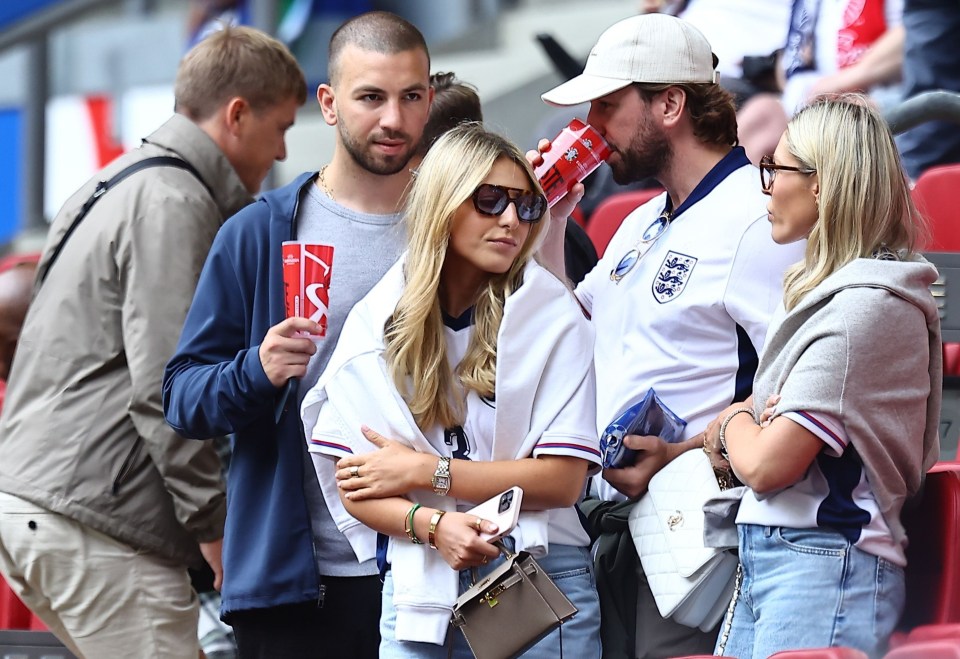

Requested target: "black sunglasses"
[
  {"left": 472, "top": 184, "right": 547, "bottom": 223},
  {"left": 759, "top": 155, "right": 816, "bottom": 193}
]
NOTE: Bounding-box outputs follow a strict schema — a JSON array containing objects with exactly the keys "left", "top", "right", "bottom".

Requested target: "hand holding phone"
[{"left": 465, "top": 486, "right": 523, "bottom": 543}]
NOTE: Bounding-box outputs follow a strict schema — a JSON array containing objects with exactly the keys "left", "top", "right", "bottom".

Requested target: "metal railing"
[{"left": 885, "top": 90, "right": 960, "bottom": 135}]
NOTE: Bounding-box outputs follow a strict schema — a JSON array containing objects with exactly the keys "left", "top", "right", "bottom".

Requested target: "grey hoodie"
[{"left": 753, "top": 255, "right": 942, "bottom": 553}]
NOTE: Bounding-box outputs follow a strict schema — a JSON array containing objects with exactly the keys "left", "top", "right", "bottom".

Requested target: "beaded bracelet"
[
  {"left": 404, "top": 503, "right": 423, "bottom": 544},
  {"left": 718, "top": 408, "right": 757, "bottom": 460}
]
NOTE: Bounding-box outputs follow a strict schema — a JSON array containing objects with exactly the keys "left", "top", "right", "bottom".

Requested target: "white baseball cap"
[{"left": 541, "top": 14, "right": 720, "bottom": 107}]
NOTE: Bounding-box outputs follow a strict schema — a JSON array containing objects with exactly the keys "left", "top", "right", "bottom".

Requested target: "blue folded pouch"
[{"left": 601, "top": 388, "right": 687, "bottom": 469}]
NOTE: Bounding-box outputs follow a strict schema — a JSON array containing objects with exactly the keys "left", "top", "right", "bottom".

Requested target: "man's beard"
[
  {"left": 608, "top": 118, "right": 671, "bottom": 186},
  {"left": 338, "top": 121, "right": 416, "bottom": 176}
]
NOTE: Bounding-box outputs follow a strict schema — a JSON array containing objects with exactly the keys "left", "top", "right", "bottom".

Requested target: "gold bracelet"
[
  {"left": 428, "top": 510, "right": 446, "bottom": 550},
  {"left": 719, "top": 408, "right": 756, "bottom": 460},
  {"left": 404, "top": 503, "right": 423, "bottom": 544}
]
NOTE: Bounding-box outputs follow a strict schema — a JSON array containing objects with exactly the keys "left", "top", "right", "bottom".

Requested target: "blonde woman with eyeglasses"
[
  {"left": 704, "top": 94, "right": 941, "bottom": 657},
  {"left": 301, "top": 124, "right": 602, "bottom": 658}
]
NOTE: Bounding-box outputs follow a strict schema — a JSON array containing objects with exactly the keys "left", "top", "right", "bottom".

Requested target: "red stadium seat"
[
  {"left": 913, "top": 164, "right": 960, "bottom": 252},
  {"left": 768, "top": 648, "right": 867, "bottom": 658},
  {"left": 900, "top": 463, "right": 960, "bottom": 629},
  {"left": 586, "top": 188, "right": 665, "bottom": 256},
  {"left": 884, "top": 638, "right": 960, "bottom": 658},
  {"left": 0, "top": 577, "right": 31, "bottom": 630},
  {"left": 907, "top": 624, "right": 960, "bottom": 644},
  {"left": 945, "top": 344, "right": 960, "bottom": 377}
]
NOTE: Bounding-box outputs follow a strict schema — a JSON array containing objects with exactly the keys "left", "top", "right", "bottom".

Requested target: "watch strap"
[{"left": 432, "top": 456, "right": 452, "bottom": 495}]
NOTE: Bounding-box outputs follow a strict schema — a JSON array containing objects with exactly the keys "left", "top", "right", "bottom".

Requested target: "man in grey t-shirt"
[{"left": 163, "top": 11, "right": 433, "bottom": 659}]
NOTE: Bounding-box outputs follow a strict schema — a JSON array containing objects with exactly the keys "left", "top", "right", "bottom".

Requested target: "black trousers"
[{"left": 230, "top": 575, "right": 382, "bottom": 659}]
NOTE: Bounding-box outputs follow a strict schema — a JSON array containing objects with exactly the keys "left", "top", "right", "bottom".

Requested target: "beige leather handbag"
[{"left": 450, "top": 542, "right": 577, "bottom": 659}]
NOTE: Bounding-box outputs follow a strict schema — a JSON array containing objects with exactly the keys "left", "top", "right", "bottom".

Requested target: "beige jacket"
[{"left": 0, "top": 114, "right": 252, "bottom": 566}]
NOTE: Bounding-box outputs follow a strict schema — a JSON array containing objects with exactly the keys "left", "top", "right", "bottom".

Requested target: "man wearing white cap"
[{"left": 537, "top": 13, "right": 804, "bottom": 659}]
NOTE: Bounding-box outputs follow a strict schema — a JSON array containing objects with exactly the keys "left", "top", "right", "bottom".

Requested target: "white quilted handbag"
[{"left": 627, "top": 449, "right": 738, "bottom": 631}]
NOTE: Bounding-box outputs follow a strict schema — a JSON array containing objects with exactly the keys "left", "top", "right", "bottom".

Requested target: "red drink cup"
[
  {"left": 282, "top": 242, "right": 335, "bottom": 337},
  {"left": 534, "top": 118, "right": 611, "bottom": 207}
]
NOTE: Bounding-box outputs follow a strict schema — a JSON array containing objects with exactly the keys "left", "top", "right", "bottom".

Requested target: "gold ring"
[
  {"left": 703, "top": 443, "right": 712, "bottom": 455},
  {"left": 474, "top": 518, "right": 482, "bottom": 531},
  {"left": 481, "top": 555, "right": 488, "bottom": 565},
  {"left": 350, "top": 465, "right": 360, "bottom": 478}
]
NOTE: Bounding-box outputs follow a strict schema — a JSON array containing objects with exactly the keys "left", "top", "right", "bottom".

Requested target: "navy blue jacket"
[{"left": 163, "top": 172, "right": 319, "bottom": 615}]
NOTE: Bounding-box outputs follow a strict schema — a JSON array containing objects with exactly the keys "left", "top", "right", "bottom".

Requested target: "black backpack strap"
[{"left": 38, "top": 155, "right": 213, "bottom": 286}]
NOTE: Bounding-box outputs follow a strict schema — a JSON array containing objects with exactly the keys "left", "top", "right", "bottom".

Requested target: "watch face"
[{"left": 434, "top": 475, "right": 451, "bottom": 490}]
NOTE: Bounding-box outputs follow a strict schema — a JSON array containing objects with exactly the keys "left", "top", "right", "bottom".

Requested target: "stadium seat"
[
  {"left": 884, "top": 638, "right": 960, "bottom": 658},
  {"left": 0, "top": 577, "right": 48, "bottom": 634},
  {"left": 0, "top": 577, "right": 32, "bottom": 629},
  {"left": 913, "top": 164, "right": 960, "bottom": 252},
  {"left": 767, "top": 648, "right": 868, "bottom": 658},
  {"left": 907, "top": 624, "right": 960, "bottom": 644},
  {"left": 945, "top": 344, "right": 960, "bottom": 377},
  {"left": 900, "top": 463, "right": 960, "bottom": 630},
  {"left": 585, "top": 187, "right": 665, "bottom": 257}
]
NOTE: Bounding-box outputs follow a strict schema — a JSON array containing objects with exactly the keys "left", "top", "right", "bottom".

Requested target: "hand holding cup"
[{"left": 533, "top": 118, "right": 611, "bottom": 208}]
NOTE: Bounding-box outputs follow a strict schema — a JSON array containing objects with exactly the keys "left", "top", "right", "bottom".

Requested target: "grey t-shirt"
[{"left": 295, "top": 181, "right": 405, "bottom": 577}]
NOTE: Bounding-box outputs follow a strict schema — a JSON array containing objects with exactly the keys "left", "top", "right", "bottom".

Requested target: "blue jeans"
[
  {"left": 717, "top": 524, "right": 905, "bottom": 659},
  {"left": 380, "top": 542, "right": 601, "bottom": 658}
]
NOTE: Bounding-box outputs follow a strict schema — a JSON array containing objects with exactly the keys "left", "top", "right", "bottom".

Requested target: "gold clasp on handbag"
[
  {"left": 667, "top": 511, "right": 684, "bottom": 531},
  {"left": 483, "top": 583, "right": 507, "bottom": 608}
]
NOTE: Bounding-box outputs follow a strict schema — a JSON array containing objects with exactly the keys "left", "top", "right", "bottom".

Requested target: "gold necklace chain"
[{"left": 318, "top": 165, "right": 335, "bottom": 201}]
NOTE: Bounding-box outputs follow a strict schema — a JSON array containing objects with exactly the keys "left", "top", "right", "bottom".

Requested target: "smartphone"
[{"left": 465, "top": 486, "right": 523, "bottom": 543}]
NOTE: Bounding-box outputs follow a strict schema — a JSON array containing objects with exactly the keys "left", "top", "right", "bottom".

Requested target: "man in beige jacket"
[{"left": 0, "top": 26, "right": 305, "bottom": 659}]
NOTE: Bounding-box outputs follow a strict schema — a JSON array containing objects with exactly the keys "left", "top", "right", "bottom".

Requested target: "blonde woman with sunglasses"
[
  {"left": 301, "top": 124, "right": 602, "bottom": 658},
  {"left": 705, "top": 94, "right": 941, "bottom": 657}
]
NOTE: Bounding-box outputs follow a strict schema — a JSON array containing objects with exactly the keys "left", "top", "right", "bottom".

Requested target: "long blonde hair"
[
  {"left": 781, "top": 94, "right": 924, "bottom": 310},
  {"left": 384, "top": 124, "right": 548, "bottom": 429}
]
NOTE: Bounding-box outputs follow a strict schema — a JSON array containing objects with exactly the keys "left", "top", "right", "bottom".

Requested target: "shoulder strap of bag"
[{"left": 38, "top": 155, "right": 212, "bottom": 286}]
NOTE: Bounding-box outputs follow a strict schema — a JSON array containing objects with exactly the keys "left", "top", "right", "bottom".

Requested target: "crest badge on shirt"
[{"left": 653, "top": 251, "right": 697, "bottom": 304}]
